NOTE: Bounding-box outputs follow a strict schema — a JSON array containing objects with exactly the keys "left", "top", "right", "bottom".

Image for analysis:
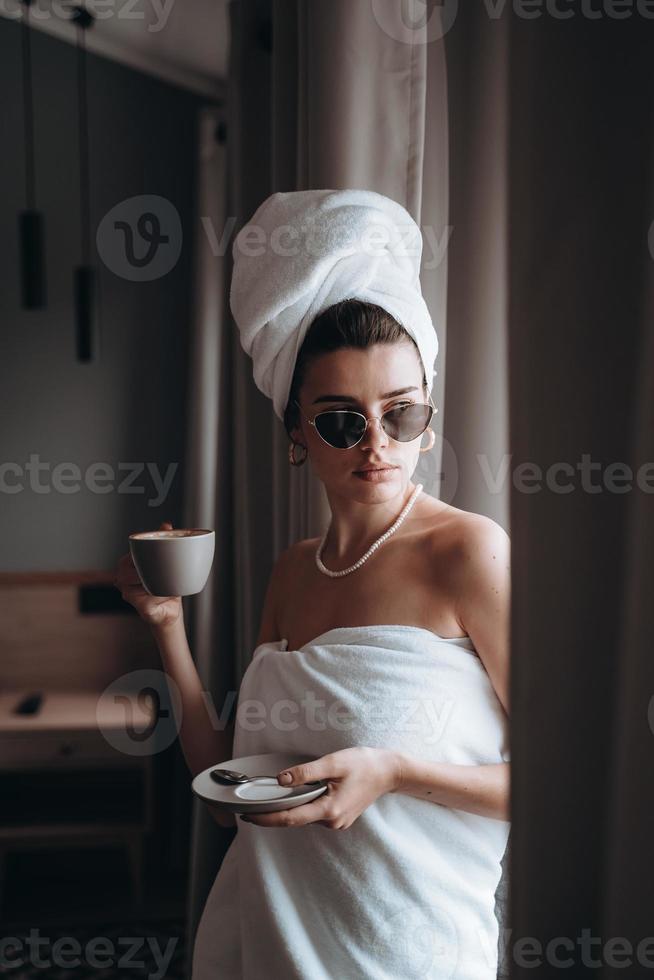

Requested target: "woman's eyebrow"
[{"left": 311, "top": 386, "right": 419, "bottom": 405}]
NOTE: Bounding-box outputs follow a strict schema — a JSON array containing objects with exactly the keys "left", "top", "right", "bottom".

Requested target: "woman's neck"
[{"left": 321, "top": 480, "right": 421, "bottom": 561}]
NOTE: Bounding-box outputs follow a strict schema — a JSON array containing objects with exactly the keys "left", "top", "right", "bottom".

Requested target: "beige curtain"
[
  {"left": 181, "top": 103, "right": 236, "bottom": 957},
  {"left": 441, "top": 8, "right": 512, "bottom": 973},
  {"left": 442, "top": 8, "right": 509, "bottom": 530}
]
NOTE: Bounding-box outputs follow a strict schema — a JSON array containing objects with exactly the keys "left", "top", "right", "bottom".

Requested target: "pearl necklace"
[{"left": 315, "top": 483, "right": 424, "bottom": 578}]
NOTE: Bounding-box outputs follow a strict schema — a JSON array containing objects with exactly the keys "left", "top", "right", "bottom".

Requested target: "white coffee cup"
[{"left": 129, "top": 528, "right": 215, "bottom": 597}]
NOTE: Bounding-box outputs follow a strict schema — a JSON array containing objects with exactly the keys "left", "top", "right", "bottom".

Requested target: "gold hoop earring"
[
  {"left": 288, "top": 441, "right": 308, "bottom": 466},
  {"left": 418, "top": 427, "right": 436, "bottom": 453}
]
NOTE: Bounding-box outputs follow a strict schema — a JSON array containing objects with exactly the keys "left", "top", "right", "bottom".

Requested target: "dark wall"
[{"left": 0, "top": 17, "right": 203, "bottom": 571}]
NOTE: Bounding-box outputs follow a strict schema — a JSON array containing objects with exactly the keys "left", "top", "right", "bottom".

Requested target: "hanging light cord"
[
  {"left": 21, "top": 0, "right": 35, "bottom": 211},
  {"left": 74, "top": 8, "right": 93, "bottom": 266}
]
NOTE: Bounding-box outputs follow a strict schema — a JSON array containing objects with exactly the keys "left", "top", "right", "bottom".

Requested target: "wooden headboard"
[{"left": 0, "top": 572, "right": 160, "bottom": 691}]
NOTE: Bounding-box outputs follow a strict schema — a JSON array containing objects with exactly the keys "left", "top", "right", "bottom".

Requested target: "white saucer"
[{"left": 191, "top": 751, "right": 329, "bottom": 813}]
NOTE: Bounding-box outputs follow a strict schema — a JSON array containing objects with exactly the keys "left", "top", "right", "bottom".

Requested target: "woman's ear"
[
  {"left": 286, "top": 400, "right": 305, "bottom": 446},
  {"left": 290, "top": 424, "right": 305, "bottom": 446}
]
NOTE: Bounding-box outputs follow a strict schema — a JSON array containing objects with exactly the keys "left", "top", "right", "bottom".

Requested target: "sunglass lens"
[
  {"left": 383, "top": 404, "right": 432, "bottom": 441},
  {"left": 315, "top": 412, "right": 367, "bottom": 448}
]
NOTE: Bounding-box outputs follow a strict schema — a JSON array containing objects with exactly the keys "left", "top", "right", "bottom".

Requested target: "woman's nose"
[{"left": 360, "top": 416, "right": 389, "bottom": 449}]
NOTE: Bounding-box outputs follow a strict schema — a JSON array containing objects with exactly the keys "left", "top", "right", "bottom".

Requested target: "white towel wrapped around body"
[{"left": 192, "top": 625, "right": 511, "bottom": 980}]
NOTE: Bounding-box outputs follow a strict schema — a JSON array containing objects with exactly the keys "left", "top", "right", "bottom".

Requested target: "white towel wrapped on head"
[
  {"left": 230, "top": 189, "right": 440, "bottom": 420},
  {"left": 192, "top": 624, "right": 510, "bottom": 980}
]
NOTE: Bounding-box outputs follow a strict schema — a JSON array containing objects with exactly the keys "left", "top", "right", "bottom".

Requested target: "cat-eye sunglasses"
[{"left": 292, "top": 394, "right": 437, "bottom": 450}]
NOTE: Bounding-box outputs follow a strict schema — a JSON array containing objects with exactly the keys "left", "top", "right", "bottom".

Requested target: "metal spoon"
[{"left": 210, "top": 767, "right": 321, "bottom": 786}]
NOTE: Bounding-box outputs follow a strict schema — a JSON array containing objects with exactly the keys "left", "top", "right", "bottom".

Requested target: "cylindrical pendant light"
[
  {"left": 19, "top": 0, "right": 46, "bottom": 309},
  {"left": 72, "top": 5, "right": 98, "bottom": 362}
]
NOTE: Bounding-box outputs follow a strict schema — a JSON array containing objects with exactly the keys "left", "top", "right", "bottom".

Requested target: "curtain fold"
[
  {"left": 601, "top": 221, "right": 654, "bottom": 975},
  {"left": 440, "top": 9, "right": 512, "bottom": 971},
  {"left": 181, "top": 103, "right": 236, "bottom": 963},
  {"left": 442, "top": 6, "right": 509, "bottom": 529},
  {"left": 507, "top": 13, "right": 654, "bottom": 978}
]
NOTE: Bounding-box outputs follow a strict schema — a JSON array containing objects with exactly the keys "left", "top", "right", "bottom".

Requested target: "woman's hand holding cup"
[{"left": 114, "top": 521, "right": 183, "bottom": 630}]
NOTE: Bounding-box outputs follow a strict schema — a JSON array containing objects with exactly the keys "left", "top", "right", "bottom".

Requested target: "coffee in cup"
[{"left": 129, "top": 528, "right": 215, "bottom": 597}]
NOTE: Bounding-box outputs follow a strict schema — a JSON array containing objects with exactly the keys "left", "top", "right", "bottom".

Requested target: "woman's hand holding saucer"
[{"left": 239, "top": 746, "right": 401, "bottom": 831}]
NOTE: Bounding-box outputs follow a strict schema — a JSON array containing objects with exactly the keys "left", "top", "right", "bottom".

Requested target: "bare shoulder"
[
  {"left": 453, "top": 509, "right": 510, "bottom": 558},
  {"left": 442, "top": 508, "right": 510, "bottom": 607},
  {"left": 451, "top": 511, "right": 511, "bottom": 713},
  {"left": 421, "top": 495, "right": 509, "bottom": 554}
]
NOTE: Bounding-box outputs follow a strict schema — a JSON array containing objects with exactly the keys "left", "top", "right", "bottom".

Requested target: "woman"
[
  {"left": 116, "top": 303, "right": 510, "bottom": 978},
  {"left": 116, "top": 194, "right": 511, "bottom": 979}
]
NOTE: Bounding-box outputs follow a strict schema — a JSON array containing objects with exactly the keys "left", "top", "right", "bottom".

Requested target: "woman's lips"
[{"left": 353, "top": 466, "right": 398, "bottom": 482}]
